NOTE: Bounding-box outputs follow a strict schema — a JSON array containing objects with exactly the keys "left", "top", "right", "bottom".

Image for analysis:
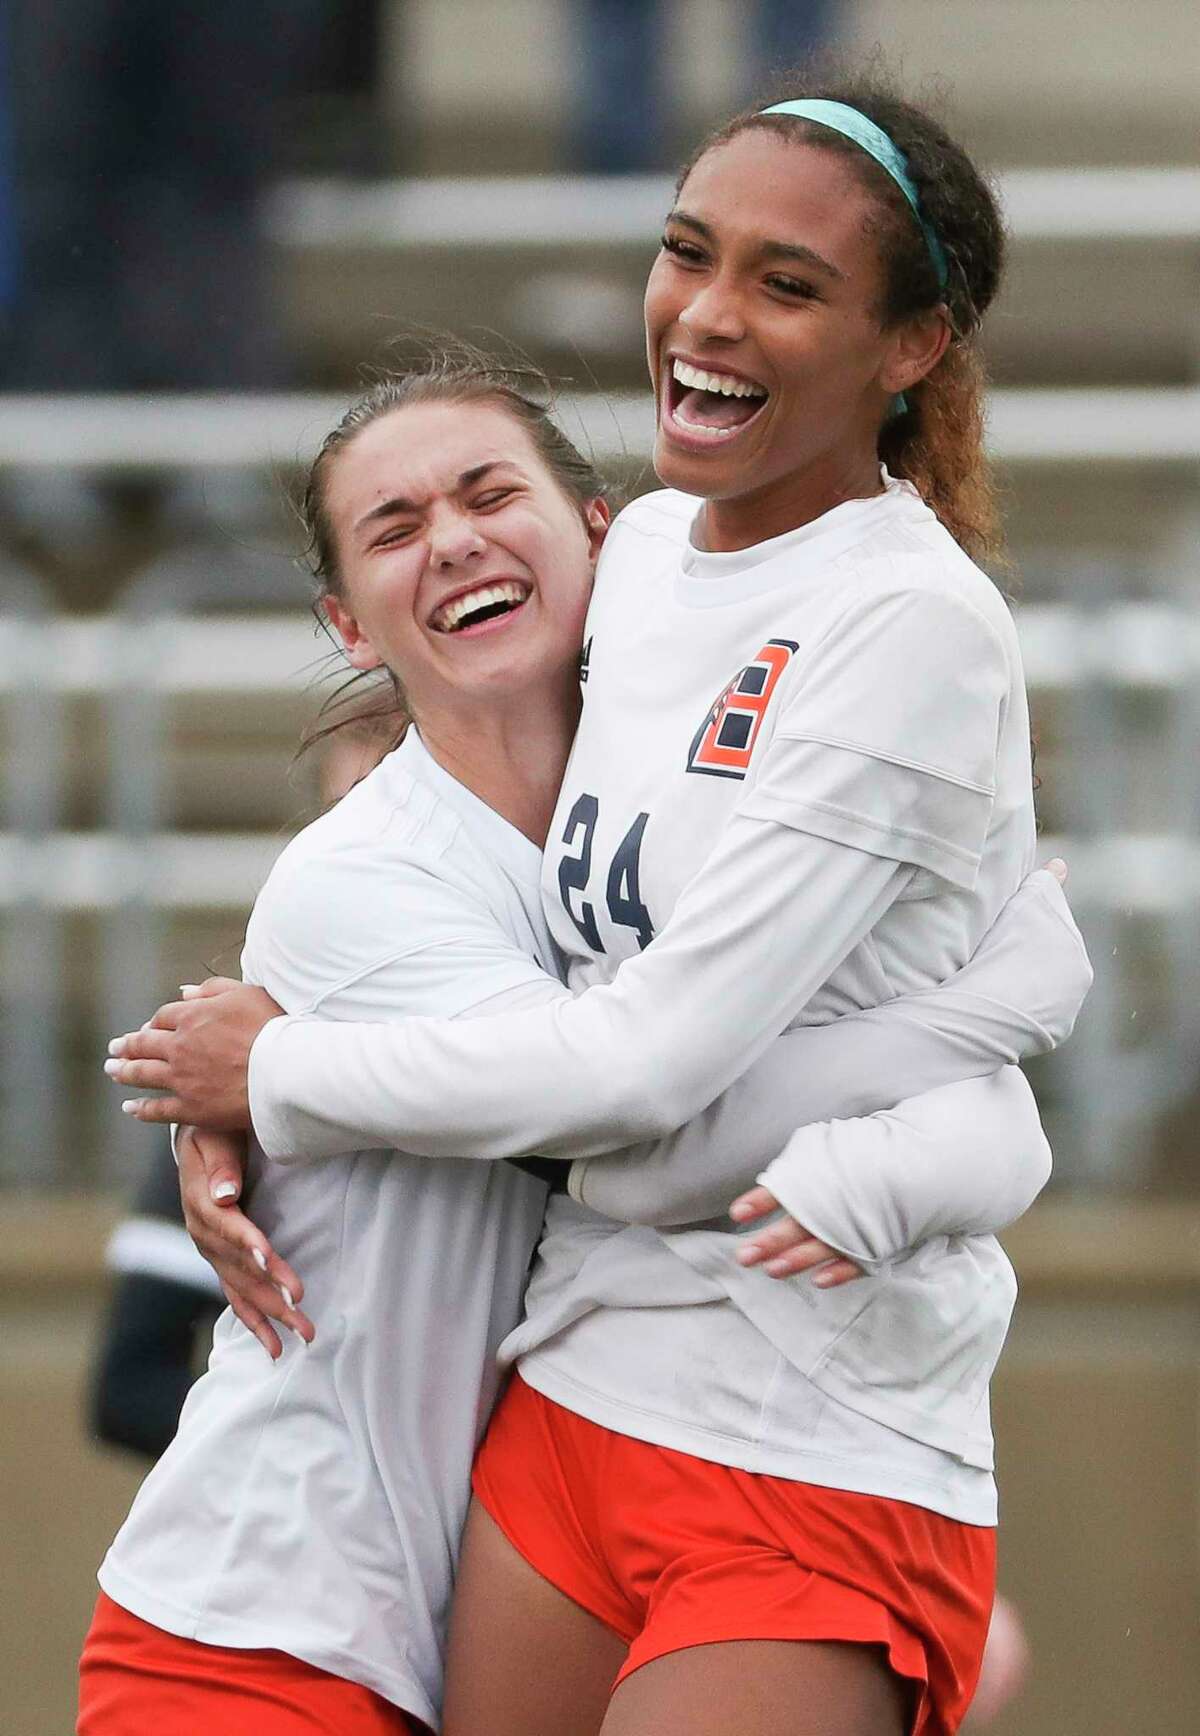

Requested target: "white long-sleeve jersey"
[
  {"left": 99, "top": 731, "right": 1076, "bottom": 1717},
  {"left": 246, "top": 478, "right": 1082, "bottom": 1515},
  {"left": 99, "top": 736, "right": 556, "bottom": 1723}
]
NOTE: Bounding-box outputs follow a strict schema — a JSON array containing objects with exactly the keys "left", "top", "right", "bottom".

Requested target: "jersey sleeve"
[
  {"left": 249, "top": 822, "right": 908, "bottom": 1163},
  {"left": 740, "top": 585, "right": 1009, "bottom": 888},
  {"left": 758, "top": 1067, "right": 1048, "bottom": 1266},
  {"left": 570, "top": 866, "right": 1088, "bottom": 1229},
  {"left": 247, "top": 850, "right": 561, "bottom": 1025}
]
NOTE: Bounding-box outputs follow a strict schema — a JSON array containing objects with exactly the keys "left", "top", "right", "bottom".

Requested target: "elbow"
[
  {"left": 998, "top": 1127, "right": 1053, "bottom": 1228},
  {"left": 1041, "top": 937, "right": 1096, "bottom": 1050},
  {"left": 1027, "top": 1127, "right": 1054, "bottom": 1207}
]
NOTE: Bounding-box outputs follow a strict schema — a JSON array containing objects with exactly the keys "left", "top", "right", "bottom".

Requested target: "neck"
[
  {"left": 701, "top": 446, "right": 884, "bottom": 553},
  {"left": 414, "top": 680, "right": 580, "bottom": 848}
]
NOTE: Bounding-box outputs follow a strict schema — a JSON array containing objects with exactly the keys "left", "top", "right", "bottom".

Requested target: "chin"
[
  {"left": 653, "top": 437, "right": 715, "bottom": 494},
  {"left": 653, "top": 438, "right": 745, "bottom": 501}
]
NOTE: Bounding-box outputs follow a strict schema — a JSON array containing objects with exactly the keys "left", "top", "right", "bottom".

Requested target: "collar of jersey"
[
  {"left": 392, "top": 729, "right": 545, "bottom": 884},
  {"left": 675, "top": 470, "right": 926, "bottom": 610}
]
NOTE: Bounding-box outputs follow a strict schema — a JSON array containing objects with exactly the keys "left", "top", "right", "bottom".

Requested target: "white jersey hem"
[
  {"left": 516, "top": 1354, "right": 998, "bottom": 1528},
  {"left": 98, "top": 1554, "right": 438, "bottom": 1728}
]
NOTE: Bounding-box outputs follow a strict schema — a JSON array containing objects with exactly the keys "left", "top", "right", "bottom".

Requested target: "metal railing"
[
  {"left": 2, "top": 587, "right": 1198, "bottom": 1190},
  {"left": 0, "top": 386, "right": 1195, "bottom": 472},
  {"left": 0, "top": 564, "right": 67, "bottom": 1184},
  {"left": 264, "top": 167, "right": 1200, "bottom": 251}
]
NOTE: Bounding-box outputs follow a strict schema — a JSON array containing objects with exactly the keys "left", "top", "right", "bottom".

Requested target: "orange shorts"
[
  {"left": 78, "top": 1591, "right": 418, "bottom": 1735},
  {"left": 472, "top": 1374, "right": 995, "bottom": 1736}
]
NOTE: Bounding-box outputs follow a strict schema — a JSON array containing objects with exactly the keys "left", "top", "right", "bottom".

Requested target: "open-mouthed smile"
[
  {"left": 429, "top": 579, "right": 532, "bottom": 636},
  {"left": 660, "top": 355, "right": 770, "bottom": 451}
]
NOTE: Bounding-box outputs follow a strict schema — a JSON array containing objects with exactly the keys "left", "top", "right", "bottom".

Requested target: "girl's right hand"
[
  {"left": 730, "top": 1186, "right": 866, "bottom": 1285},
  {"left": 176, "top": 1126, "right": 315, "bottom": 1358}
]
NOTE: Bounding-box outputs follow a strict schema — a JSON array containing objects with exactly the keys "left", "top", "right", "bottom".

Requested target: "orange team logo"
[{"left": 686, "top": 638, "right": 799, "bottom": 779}]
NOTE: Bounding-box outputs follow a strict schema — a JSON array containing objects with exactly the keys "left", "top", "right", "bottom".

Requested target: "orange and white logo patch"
[{"left": 686, "top": 638, "right": 799, "bottom": 780}]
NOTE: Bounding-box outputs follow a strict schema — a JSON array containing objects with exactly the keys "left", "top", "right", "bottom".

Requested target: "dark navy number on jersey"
[{"left": 558, "top": 795, "right": 654, "bottom": 954}]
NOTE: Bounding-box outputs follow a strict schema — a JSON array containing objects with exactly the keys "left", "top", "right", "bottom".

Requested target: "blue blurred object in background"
[{"left": 573, "top": 0, "right": 843, "bottom": 171}]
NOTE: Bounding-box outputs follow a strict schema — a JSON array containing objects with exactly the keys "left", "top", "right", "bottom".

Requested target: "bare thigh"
[
  {"left": 442, "top": 1500, "right": 628, "bottom": 1736},
  {"left": 599, "top": 1639, "right": 911, "bottom": 1736}
]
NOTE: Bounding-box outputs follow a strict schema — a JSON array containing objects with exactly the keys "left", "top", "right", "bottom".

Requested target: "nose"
[
  {"left": 679, "top": 276, "right": 746, "bottom": 345},
  {"left": 427, "top": 501, "right": 487, "bottom": 570}
]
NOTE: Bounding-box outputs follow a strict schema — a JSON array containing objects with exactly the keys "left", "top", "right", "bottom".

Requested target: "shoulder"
[
  {"left": 840, "top": 488, "right": 1017, "bottom": 655},
  {"left": 606, "top": 488, "right": 698, "bottom": 552},
  {"left": 820, "top": 534, "right": 1016, "bottom": 694},
  {"left": 257, "top": 752, "right": 458, "bottom": 913},
  {"left": 777, "top": 507, "right": 1017, "bottom": 766},
  {"left": 245, "top": 752, "right": 496, "bottom": 1003},
  {"left": 585, "top": 491, "right": 696, "bottom": 636}
]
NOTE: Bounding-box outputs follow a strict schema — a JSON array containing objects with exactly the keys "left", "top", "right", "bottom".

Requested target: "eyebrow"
[
  {"left": 353, "top": 462, "right": 519, "bottom": 533},
  {"left": 667, "top": 209, "right": 845, "bottom": 282}
]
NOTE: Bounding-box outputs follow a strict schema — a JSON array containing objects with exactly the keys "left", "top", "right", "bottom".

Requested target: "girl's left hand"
[
  {"left": 729, "top": 1185, "right": 866, "bottom": 1286},
  {"left": 105, "top": 977, "right": 281, "bottom": 1129}
]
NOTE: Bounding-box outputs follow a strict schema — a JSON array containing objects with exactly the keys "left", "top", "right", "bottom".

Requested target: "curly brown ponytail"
[{"left": 680, "top": 70, "right": 1006, "bottom": 564}]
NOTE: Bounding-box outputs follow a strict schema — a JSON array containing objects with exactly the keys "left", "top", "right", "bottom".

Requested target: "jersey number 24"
[{"left": 557, "top": 795, "right": 653, "bottom": 953}]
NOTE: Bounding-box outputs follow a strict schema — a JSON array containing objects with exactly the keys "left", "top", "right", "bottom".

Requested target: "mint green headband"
[{"left": 760, "top": 99, "right": 949, "bottom": 290}]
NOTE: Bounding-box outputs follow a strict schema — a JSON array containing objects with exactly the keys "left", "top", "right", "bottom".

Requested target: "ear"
[
  {"left": 879, "top": 306, "right": 952, "bottom": 398},
  {"left": 322, "top": 593, "right": 384, "bottom": 672},
  {"left": 583, "top": 496, "right": 612, "bottom": 568}
]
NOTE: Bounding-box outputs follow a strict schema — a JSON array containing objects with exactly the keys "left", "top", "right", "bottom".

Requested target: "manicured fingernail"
[
  {"left": 1046, "top": 858, "right": 1067, "bottom": 882},
  {"left": 765, "top": 1258, "right": 790, "bottom": 1276},
  {"left": 280, "top": 1286, "right": 296, "bottom": 1311},
  {"left": 736, "top": 1243, "right": 762, "bottom": 1265},
  {"left": 729, "top": 1201, "right": 752, "bottom": 1220},
  {"left": 180, "top": 984, "right": 202, "bottom": 998},
  {"left": 812, "top": 1270, "right": 836, "bottom": 1287},
  {"left": 103, "top": 1058, "right": 123, "bottom": 1078},
  {"left": 212, "top": 1181, "right": 238, "bottom": 1202},
  {"left": 120, "top": 1100, "right": 139, "bottom": 1116},
  {"left": 108, "top": 1036, "right": 127, "bottom": 1057},
  {"left": 251, "top": 1248, "right": 268, "bottom": 1271}
]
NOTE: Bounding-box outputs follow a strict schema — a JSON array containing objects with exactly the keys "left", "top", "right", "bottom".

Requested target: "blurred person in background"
[
  {"left": 964, "top": 1597, "right": 1031, "bottom": 1727},
  {"left": 90, "top": 1140, "right": 225, "bottom": 1461},
  {"left": 0, "top": 0, "right": 323, "bottom": 548},
  {"left": 0, "top": 15, "right": 14, "bottom": 344},
  {"left": 2, "top": 0, "right": 321, "bottom": 392},
  {"left": 574, "top": 0, "right": 843, "bottom": 171}
]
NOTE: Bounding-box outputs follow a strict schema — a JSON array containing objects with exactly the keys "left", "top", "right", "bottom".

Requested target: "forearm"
[
  {"left": 250, "top": 825, "right": 905, "bottom": 1164},
  {"left": 573, "top": 864, "right": 1089, "bottom": 1226},
  {"left": 570, "top": 1002, "right": 1026, "bottom": 1227}
]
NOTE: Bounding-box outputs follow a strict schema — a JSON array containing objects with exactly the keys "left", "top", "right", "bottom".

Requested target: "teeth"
[
  {"left": 672, "top": 359, "right": 767, "bottom": 399},
  {"left": 433, "top": 580, "right": 530, "bottom": 633}
]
